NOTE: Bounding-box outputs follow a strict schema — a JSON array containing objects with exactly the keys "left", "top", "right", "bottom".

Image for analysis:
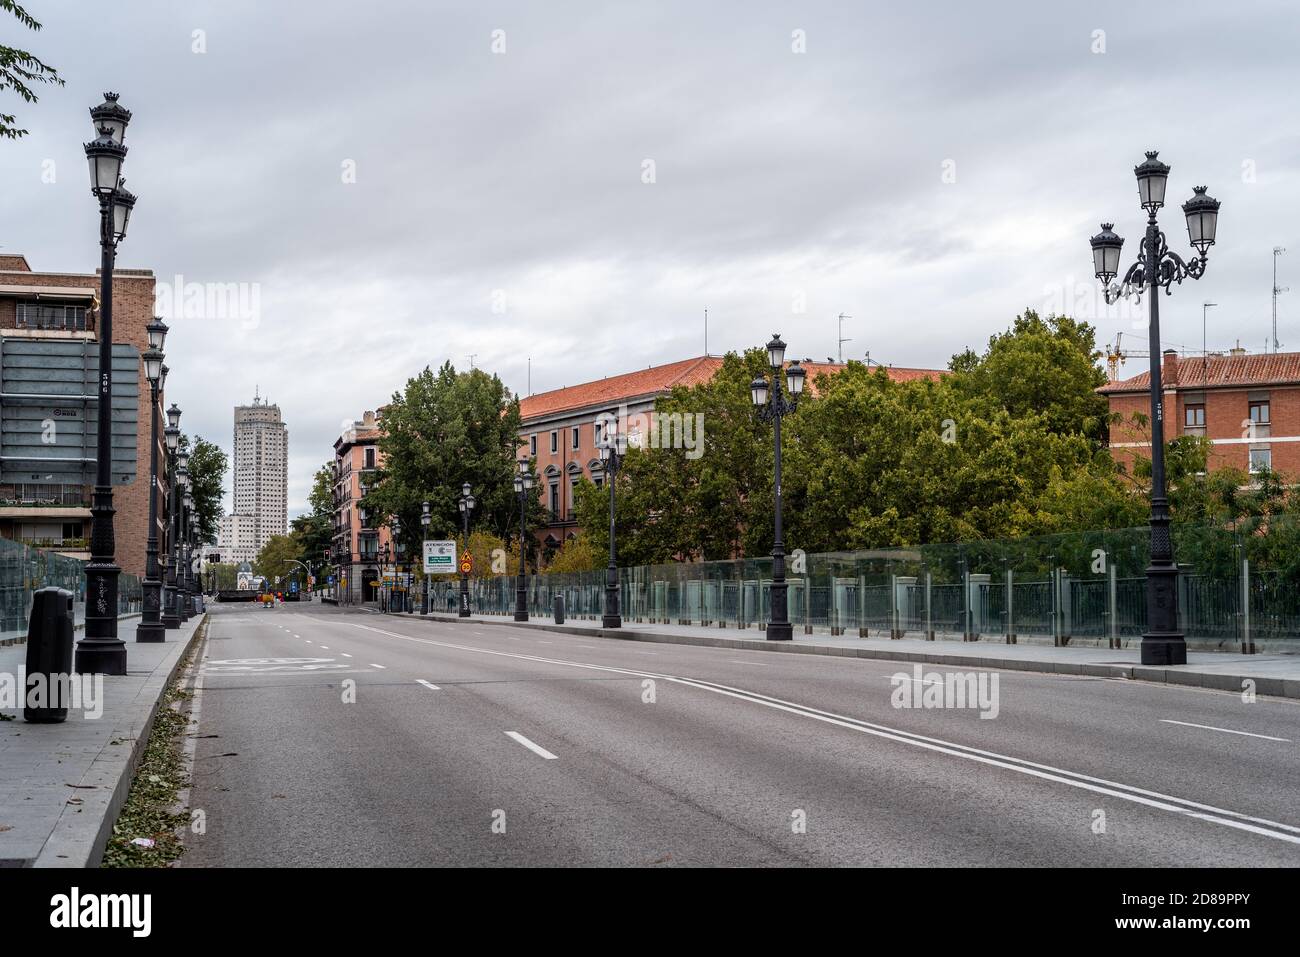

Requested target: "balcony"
[{"left": 0, "top": 483, "right": 90, "bottom": 507}]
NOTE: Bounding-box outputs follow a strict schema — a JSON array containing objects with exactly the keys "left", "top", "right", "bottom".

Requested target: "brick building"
[
  {"left": 331, "top": 410, "right": 393, "bottom": 603},
  {"left": 0, "top": 253, "right": 161, "bottom": 576},
  {"left": 518, "top": 355, "right": 942, "bottom": 553},
  {"left": 1099, "top": 349, "right": 1300, "bottom": 477}
]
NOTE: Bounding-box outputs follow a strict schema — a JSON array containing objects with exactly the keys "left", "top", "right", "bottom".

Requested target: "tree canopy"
[{"left": 0, "top": 0, "right": 62, "bottom": 139}]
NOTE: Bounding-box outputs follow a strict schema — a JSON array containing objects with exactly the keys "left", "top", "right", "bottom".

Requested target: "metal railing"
[
  {"left": 0, "top": 536, "right": 142, "bottom": 643},
  {"left": 422, "top": 522, "right": 1300, "bottom": 650}
]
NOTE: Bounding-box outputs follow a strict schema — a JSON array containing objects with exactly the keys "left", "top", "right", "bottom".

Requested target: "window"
[
  {"left": 1249, "top": 401, "right": 1270, "bottom": 425},
  {"left": 593, "top": 421, "right": 603, "bottom": 446},
  {"left": 363, "top": 447, "right": 375, "bottom": 469},
  {"left": 16, "top": 302, "right": 88, "bottom": 331},
  {"left": 529, "top": 434, "right": 537, "bottom": 456},
  {"left": 1184, "top": 404, "right": 1205, "bottom": 428},
  {"left": 550, "top": 431, "right": 558, "bottom": 454},
  {"left": 548, "top": 483, "right": 559, "bottom": 515},
  {"left": 571, "top": 426, "right": 580, "bottom": 450},
  {"left": 1249, "top": 448, "right": 1272, "bottom": 473}
]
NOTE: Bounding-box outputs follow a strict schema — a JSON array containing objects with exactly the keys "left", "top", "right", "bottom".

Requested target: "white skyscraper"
[{"left": 229, "top": 391, "right": 288, "bottom": 557}]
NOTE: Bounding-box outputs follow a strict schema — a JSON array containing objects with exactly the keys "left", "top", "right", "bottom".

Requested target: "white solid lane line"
[
  {"left": 416, "top": 679, "right": 441, "bottom": 691},
  {"left": 728, "top": 659, "right": 768, "bottom": 666},
  {"left": 505, "top": 731, "right": 558, "bottom": 760},
  {"left": 370, "top": 663, "right": 386, "bottom": 669},
  {"left": 1159, "top": 719, "right": 1290, "bottom": 742},
  {"left": 337, "top": 619, "right": 1300, "bottom": 846}
]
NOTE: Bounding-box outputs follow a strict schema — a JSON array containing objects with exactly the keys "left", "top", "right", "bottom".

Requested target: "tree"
[
  {"left": 364, "top": 362, "right": 542, "bottom": 557},
  {"left": 1, "top": 0, "right": 62, "bottom": 139},
  {"left": 181, "top": 435, "right": 227, "bottom": 544},
  {"left": 545, "top": 531, "right": 601, "bottom": 573},
  {"left": 253, "top": 534, "right": 302, "bottom": 589},
  {"left": 290, "top": 462, "right": 334, "bottom": 570}
]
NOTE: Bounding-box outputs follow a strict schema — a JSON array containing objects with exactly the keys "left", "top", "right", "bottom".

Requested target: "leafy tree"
[
  {"left": 290, "top": 462, "right": 334, "bottom": 571},
  {"left": 0, "top": 0, "right": 61, "bottom": 139},
  {"left": 364, "top": 362, "right": 543, "bottom": 557},
  {"left": 180, "top": 435, "right": 227, "bottom": 544},
  {"left": 253, "top": 534, "right": 302, "bottom": 588},
  {"left": 545, "top": 530, "right": 601, "bottom": 573}
]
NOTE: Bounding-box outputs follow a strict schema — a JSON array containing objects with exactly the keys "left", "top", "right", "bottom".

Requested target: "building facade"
[
  {"left": 517, "top": 354, "right": 942, "bottom": 554},
  {"left": 231, "top": 392, "right": 288, "bottom": 556},
  {"left": 216, "top": 511, "right": 258, "bottom": 566},
  {"left": 331, "top": 410, "right": 392, "bottom": 603},
  {"left": 1100, "top": 349, "right": 1300, "bottom": 476},
  {"left": 0, "top": 253, "right": 162, "bottom": 576}
]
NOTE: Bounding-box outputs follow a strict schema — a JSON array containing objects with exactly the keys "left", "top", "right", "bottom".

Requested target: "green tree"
[
  {"left": 0, "top": 0, "right": 62, "bottom": 139},
  {"left": 289, "top": 462, "right": 334, "bottom": 570},
  {"left": 253, "top": 534, "right": 302, "bottom": 589},
  {"left": 180, "top": 435, "right": 227, "bottom": 544},
  {"left": 364, "top": 362, "right": 542, "bottom": 557},
  {"left": 545, "top": 530, "right": 601, "bottom": 573}
]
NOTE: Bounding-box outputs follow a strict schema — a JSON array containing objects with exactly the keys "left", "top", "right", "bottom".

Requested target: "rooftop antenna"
[
  {"left": 704, "top": 307, "right": 708, "bottom": 356},
  {"left": 837, "top": 312, "right": 853, "bottom": 363},
  {"left": 1202, "top": 301, "right": 1216, "bottom": 383},
  {"left": 1273, "top": 247, "right": 1288, "bottom": 353},
  {"left": 467, "top": 354, "right": 477, "bottom": 370},
  {"left": 527, "top": 357, "right": 531, "bottom": 395}
]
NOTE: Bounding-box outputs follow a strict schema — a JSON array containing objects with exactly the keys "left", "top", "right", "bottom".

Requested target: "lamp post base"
[
  {"left": 602, "top": 614, "right": 622, "bottom": 629},
  {"left": 766, "top": 621, "right": 793, "bottom": 641},
  {"left": 1140, "top": 635, "right": 1187, "bottom": 666},
  {"left": 135, "top": 620, "right": 166, "bottom": 642}
]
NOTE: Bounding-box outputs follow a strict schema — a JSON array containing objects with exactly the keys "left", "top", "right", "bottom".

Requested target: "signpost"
[{"left": 423, "top": 540, "right": 456, "bottom": 575}]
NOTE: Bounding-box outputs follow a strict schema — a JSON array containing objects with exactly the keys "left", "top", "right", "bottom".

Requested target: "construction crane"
[{"left": 1106, "top": 332, "right": 1149, "bottom": 381}]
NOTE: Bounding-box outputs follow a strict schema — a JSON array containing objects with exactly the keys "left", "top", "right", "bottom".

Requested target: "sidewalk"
[
  {"left": 0, "top": 615, "right": 205, "bottom": 867},
  {"left": 402, "top": 610, "right": 1300, "bottom": 700}
]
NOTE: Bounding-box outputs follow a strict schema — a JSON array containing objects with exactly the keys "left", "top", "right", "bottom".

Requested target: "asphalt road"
[{"left": 179, "top": 602, "right": 1300, "bottom": 867}]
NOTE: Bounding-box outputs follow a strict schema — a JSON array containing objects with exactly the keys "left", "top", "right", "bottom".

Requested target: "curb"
[
  {"left": 397, "top": 612, "right": 1299, "bottom": 701},
  {"left": 31, "top": 615, "right": 207, "bottom": 868}
]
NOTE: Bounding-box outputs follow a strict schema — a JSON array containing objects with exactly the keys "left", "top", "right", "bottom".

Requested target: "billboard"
[{"left": 423, "top": 540, "right": 456, "bottom": 574}]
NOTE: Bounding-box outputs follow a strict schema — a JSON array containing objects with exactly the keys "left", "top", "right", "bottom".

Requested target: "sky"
[{"left": 2, "top": 1, "right": 1298, "bottom": 516}]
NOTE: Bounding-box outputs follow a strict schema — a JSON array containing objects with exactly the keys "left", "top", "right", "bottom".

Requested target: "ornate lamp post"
[
  {"left": 597, "top": 421, "right": 623, "bottom": 629},
  {"left": 393, "top": 516, "right": 405, "bottom": 613},
  {"left": 513, "top": 460, "right": 534, "bottom": 621},
  {"left": 458, "top": 483, "right": 475, "bottom": 617},
  {"left": 750, "top": 334, "right": 805, "bottom": 641},
  {"left": 1090, "top": 151, "right": 1220, "bottom": 666},
  {"left": 379, "top": 540, "right": 391, "bottom": 612},
  {"left": 420, "top": 501, "right": 431, "bottom": 615},
  {"left": 181, "top": 485, "right": 194, "bottom": 619},
  {"left": 134, "top": 319, "right": 167, "bottom": 641},
  {"left": 76, "top": 93, "right": 139, "bottom": 675},
  {"left": 161, "top": 407, "right": 181, "bottom": 628}
]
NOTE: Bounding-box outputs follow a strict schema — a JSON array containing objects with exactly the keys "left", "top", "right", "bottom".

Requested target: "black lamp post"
[
  {"left": 420, "top": 501, "right": 431, "bottom": 615},
  {"left": 379, "top": 541, "right": 391, "bottom": 612},
  {"left": 161, "top": 408, "right": 181, "bottom": 628},
  {"left": 392, "top": 517, "right": 405, "bottom": 613},
  {"left": 750, "top": 334, "right": 805, "bottom": 641},
  {"left": 597, "top": 422, "right": 623, "bottom": 628},
  {"left": 181, "top": 485, "right": 194, "bottom": 619},
  {"left": 458, "top": 483, "right": 475, "bottom": 617},
  {"left": 76, "top": 93, "right": 138, "bottom": 675},
  {"left": 1090, "top": 151, "right": 1220, "bottom": 666},
  {"left": 513, "top": 460, "right": 534, "bottom": 621},
  {"left": 135, "top": 319, "right": 167, "bottom": 641}
]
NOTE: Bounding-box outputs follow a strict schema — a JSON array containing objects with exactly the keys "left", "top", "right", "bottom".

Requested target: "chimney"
[
  {"left": 1161, "top": 349, "right": 1180, "bottom": 387},
  {"left": 0, "top": 253, "right": 31, "bottom": 271},
  {"left": 1229, "top": 339, "right": 1248, "bottom": 356}
]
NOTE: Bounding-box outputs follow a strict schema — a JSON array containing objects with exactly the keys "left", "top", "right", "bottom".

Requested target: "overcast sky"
[{"left": 2, "top": 1, "right": 1297, "bottom": 515}]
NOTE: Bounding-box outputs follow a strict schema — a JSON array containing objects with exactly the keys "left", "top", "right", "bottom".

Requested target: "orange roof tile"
[
  {"left": 519, "top": 355, "right": 943, "bottom": 421},
  {"left": 1098, "top": 352, "right": 1300, "bottom": 394}
]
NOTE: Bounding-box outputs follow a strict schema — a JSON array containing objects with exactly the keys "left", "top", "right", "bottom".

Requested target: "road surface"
[{"left": 179, "top": 602, "right": 1300, "bottom": 866}]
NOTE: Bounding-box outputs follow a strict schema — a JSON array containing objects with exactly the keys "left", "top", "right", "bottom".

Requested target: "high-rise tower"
[{"left": 231, "top": 389, "right": 288, "bottom": 556}]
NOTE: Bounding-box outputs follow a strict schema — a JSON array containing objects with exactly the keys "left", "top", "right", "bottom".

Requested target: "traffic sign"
[
  {"left": 459, "top": 553, "right": 473, "bottom": 575},
  {"left": 424, "top": 540, "right": 456, "bottom": 574}
]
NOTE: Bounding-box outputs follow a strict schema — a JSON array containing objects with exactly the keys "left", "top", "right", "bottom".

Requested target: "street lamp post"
[
  {"left": 458, "top": 483, "right": 475, "bottom": 617},
  {"left": 392, "top": 517, "right": 405, "bottom": 613},
  {"left": 420, "top": 501, "right": 431, "bottom": 615},
  {"left": 379, "top": 541, "right": 391, "bottom": 612},
  {"left": 181, "top": 484, "right": 194, "bottom": 619},
  {"left": 513, "top": 460, "right": 534, "bottom": 621},
  {"left": 597, "top": 422, "right": 623, "bottom": 629},
  {"left": 135, "top": 319, "right": 167, "bottom": 641},
  {"left": 1090, "top": 151, "right": 1220, "bottom": 666},
  {"left": 76, "top": 93, "right": 138, "bottom": 675},
  {"left": 750, "top": 334, "right": 805, "bottom": 641},
  {"left": 161, "top": 408, "right": 181, "bottom": 628}
]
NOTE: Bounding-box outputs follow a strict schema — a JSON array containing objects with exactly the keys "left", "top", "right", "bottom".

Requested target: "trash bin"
[
  {"left": 553, "top": 594, "right": 565, "bottom": 625},
  {"left": 24, "top": 587, "right": 75, "bottom": 724}
]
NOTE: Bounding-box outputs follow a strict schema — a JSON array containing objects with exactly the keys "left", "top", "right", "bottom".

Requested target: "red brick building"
[
  {"left": 0, "top": 253, "right": 162, "bottom": 576},
  {"left": 1099, "top": 349, "right": 1300, "bottom": 477},
  {"left": 331, "top": 409, "right": 394, "bottom": 603},
  {"left": 518, "top": 354, "right": 942, "bottom": 552}
]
